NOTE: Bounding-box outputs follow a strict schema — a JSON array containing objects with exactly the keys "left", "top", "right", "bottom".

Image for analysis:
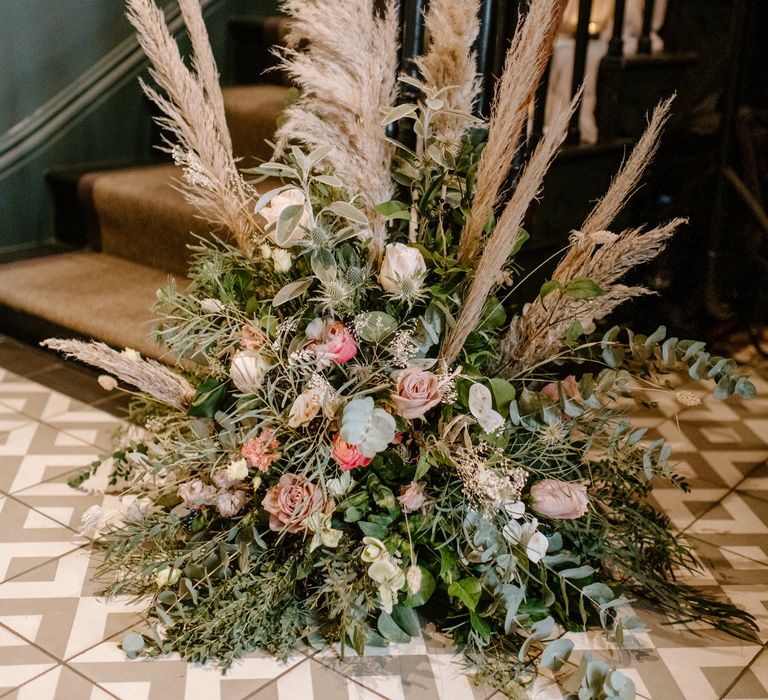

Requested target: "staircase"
[
  {"left": 0, "top": 5, "right": 702, "bottom": 360},
  {"left": 0, "top": 17, "right": 289, "bottom": 359}
]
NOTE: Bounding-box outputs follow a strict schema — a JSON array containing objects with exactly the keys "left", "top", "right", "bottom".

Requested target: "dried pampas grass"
[
  {"left": 457, "top": 0, "right": 565, "bottom": 265},
  {"left": 416, "top": 0, "right": 482, "bottom": 154},
  {"left": 275, "top": 0, "right": 399, "bottom": 254},
  {"left": 42, "top": 339, "right": 195, "bottom": 410},
  {"left": 495, "top": 219, "right": 685, "bottom": 376},
  {"left": 126, "top": 0, "right": 258, "bottom": 254},
  {"left": 440, "top": 92, "right": 579, "bottom": 366}
]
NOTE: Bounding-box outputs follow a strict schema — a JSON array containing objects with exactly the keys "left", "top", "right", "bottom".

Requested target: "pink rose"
[
  {"left": 391, "top": 367, "right": 442, "bottom": 420},
  {"left": 178, "top": 479, "right": 216, "bottom": 508},
  {"left": 541, "top": 375, "right": 582, "bottom": 403},
  {"left": 530, "top": 480, "right": 588, "bottom": 520},
  {"left": 261, "top": 473, "right": 330, "bottom": 532},
  {"left": 398, "top": 482, "right": 427, "bottom": 513},
  {"left": 332, "top": 434, "right": 372, "bottom": 471},
  {"left": 306, "top": 318, "right": 357, "bottom": 364}
]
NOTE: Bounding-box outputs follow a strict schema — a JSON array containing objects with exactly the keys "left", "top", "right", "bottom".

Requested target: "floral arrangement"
[{"left": 47, "top": 0, "right": 758, "bottom": 697}]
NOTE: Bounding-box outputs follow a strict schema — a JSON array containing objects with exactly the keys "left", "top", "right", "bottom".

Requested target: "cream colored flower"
[
  {"left": 121, "top": 347, "right": 141, "bottom": 361},
  {"left": 225, "top": 458, "right": 249, "bottom": 481},
  {"left": 260, "top": 188, "right": 311, "bottom": 248},
  {"left": 230, "top": 350, "right": 271, "bottom": 393},
  {"left": 361, "top": 536, "right": 387, "bottom": 563},
  {"left": 98, "top": 375, "right": 118, "bottom": 391},
  {"left": 155, "top": 567, "right": 181, "bottom": 588},
  {"left": 272, "top": 248, "right": 293, "bottom": 272},
  {"left": 379, "top": 243, "right": 426, "bottom": 294}
]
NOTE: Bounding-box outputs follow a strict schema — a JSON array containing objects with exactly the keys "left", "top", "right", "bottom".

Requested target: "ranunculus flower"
[
  {"left": 332, "top": 433, "right": 372, "bottom": 471},
  {"left": 288, "top": 388, "right": 323, "bottom": 428},
  {"left": 259, "top": 188, "right": 311, "bottom": 247},
  {"left": 178, "top": 479, "right": 216, "bottom": 509},
  {"left": 261, "top": 473, "right": 329, "bottom": 533},
  {"left": 530, "top": 479, "right": 589, "bottom": 520},
  {"left": 306, "top": 317, "right": 357, "bottom": 364},
  {"left": 230, "top": 350, "right": 271, "bottom": 393},
  {"left": 541, "top": 375, "right": 582, "bottom": 404},
  {"left": 391, "top": 367, "right": 442, "bottom": 420},
  {"left": 398, "top": 482, "right": 427, "bottom": 513},
  {"left": 379, "top": 243, "right": 426, "bottom": 294}
]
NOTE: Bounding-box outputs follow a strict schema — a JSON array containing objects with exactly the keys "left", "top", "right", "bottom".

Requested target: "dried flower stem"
[
  {"left": 126, "top": 0, "right": 259, "bottom": 254},
  {"left": 441, "top": 93, "right": 579, "bottom": 366},
  {"left": 42, "top": 339, "right": 195, "bottom": 410},
  {"left": 456, "top": 0, "right": 565, "bottom": 265}
]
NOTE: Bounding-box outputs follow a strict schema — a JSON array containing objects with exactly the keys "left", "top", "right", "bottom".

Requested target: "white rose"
[
  {"left": 288, "top": 388, "right": 323, "bottom": 428},
  {"left": 272, "top": 248, "right": 293, "bottom": 272},
  {"left": 225, "top": 458, "right": 249, "bottom": 481},
  {"left": 259, "top": 188, "right": 311, "bottom": 248},
  {"left": 230, "top": 350, "right": 271, "bottom": 393},
  {"left": 379, "top": 243, "right": 426, "bottom": 294}
]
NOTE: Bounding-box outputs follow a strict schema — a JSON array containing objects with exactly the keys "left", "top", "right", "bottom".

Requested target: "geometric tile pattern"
[{"left": 1, "top": 334, "right": 768, "bottom": 699}]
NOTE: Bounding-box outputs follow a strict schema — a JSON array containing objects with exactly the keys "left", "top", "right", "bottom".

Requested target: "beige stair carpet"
[{"left": 0, "top": 251, "right": 182, "bottom": 360}]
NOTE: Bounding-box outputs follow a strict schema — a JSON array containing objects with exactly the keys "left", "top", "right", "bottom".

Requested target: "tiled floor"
[{"left": 0, "top": 332, "right": 767, "bottom": 699}]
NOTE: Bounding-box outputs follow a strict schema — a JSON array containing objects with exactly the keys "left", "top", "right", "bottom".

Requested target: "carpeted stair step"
[
  {"left": 81, "top": 83, "right": 287, "bottom": 276},
  {"left": 0, "top": 250, "right": 182, "bottom": 359}
]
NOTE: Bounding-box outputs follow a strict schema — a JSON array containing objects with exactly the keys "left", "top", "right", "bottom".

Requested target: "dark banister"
[
  {"left": 395, "top": 0, "right": 427, "bottom": 145},
  {"left": 531, "top": 62, "right": 552, "bottom": 148},
  {"left": 478, "top": 0, "right": 526, "bottom": 118},
  {"left": 567, "top": 0, "right": 593, "bottom": 144},
  {"left": 608, "top": 0, "right": 627, "bottom": 57},
  {"left": 638, "top": 0, "right": 655, "bottom": 54}
]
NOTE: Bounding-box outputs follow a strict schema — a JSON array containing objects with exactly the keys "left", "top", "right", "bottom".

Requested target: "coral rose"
[
  {"left": 306, "top": 317, "right": 357, "bottom": 364},
  {"left": 332, "top": 434, "right": 372, "bottom": 471},
  {"left": 391, "top": 367, "right": 442, "bottom": 420},
  {"left": 261, "top": 473, "right": 329, "bottom": 532},
  {"left": 530, "top": 479, "right": 589, "bottom": 520}
]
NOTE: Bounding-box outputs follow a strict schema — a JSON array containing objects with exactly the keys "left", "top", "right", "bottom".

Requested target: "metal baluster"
[
  {"left": 478, "top": 0, "right": 525, "bottom": 118},
  {"left": 567, "top": 0, "right": 593, "bottom": 144},
  {"left": 396, "top": 0, "right": 427, "bottom": 145},
  {"left": 531, "top": 62, "right": 552, "bottom": 147},
  {"left": 638, "top": 0, "right": 655, "bottom": 55},
  {"left": 608, "top": 0, "right": 627, "bottom": 57}
]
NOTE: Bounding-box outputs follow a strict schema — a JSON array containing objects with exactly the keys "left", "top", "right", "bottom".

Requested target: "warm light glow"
[{"left": 561, "top": 0, "right": 613, "bottom": 36}]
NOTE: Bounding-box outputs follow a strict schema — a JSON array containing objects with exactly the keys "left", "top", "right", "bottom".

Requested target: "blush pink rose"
[
  {"left": 530, "top": 479, "right": 588, "bottom": 520},
  {"left": 332, "top": 433, "right": 372, "bottom": 471},
  {"left": 261, "top": 473, "right": 329, "bottom": 532},
  {"left": 391, "top": 367, "right": 442, "bottom": 420},
  {"left": 541, "top": 375, "right": 582, "bottom": 403},
  {"left": 398, "top": 482, "right": 427, "bottom": 513}
]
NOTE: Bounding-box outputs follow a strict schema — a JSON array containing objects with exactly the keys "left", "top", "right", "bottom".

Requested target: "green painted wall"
[{"left": 0, "top": 0, "right": 276, "bottom": 253}]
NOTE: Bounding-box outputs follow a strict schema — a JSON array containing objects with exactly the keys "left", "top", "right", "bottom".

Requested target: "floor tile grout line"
[
  {"left": 239, "top": 656, "right": 315, "bottom": 700},
  {"left": 684, "top": 531, "right": 768, "bottom": 569},
  {"left": 0, "top": 536, "right": 91, "bottom": 587},
  {"left": 717, "top": 640, "right": 768, "bottom": 699},
  {"left": 0, "top": 618, "right": 65, "bottom": 667},
  {"left": 305, "top": 653, "right": 392, "bottom": 700},
  {"left": 58, "top": 662, "right": 124, "bottom": 700}
]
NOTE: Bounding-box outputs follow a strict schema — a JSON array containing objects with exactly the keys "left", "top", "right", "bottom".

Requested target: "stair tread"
[
  {"left": 88, "top": 163, "right": 279, "bottom": 276},
  {"left": 0, "top": 250, "right": 182, "bottom": 359},
  {"left": 222, "top": 83, "right": 288, "bottom": 164}
]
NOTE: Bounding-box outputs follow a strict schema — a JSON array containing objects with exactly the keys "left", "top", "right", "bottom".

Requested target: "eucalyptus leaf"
[
  {"left": 540, "top": 638, "right": 574, "bottom": 671},
  {"left": 377, "top": 612, "right": 411, "bottom": 643}
]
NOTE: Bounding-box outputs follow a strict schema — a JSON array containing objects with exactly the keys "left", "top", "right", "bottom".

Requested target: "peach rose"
[
  {"left": 541, "top": 375, "right": 582, "bottom": 404},
  {"left": 391, "top": 367, "right": 442, "bottom": 420},
  {"left": 332, "top": 434, "right": 372, "bottom": 471},
  {"left": 530, "top": 479, "right": 588, "bottom": 520},
  {"left": 261, "top": 473, "right": 329, "bottom": 532}
]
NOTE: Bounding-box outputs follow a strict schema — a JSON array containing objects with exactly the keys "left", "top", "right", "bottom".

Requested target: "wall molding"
[{"left": 0, "top": 0, "right": 224, "bottom": 178}]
